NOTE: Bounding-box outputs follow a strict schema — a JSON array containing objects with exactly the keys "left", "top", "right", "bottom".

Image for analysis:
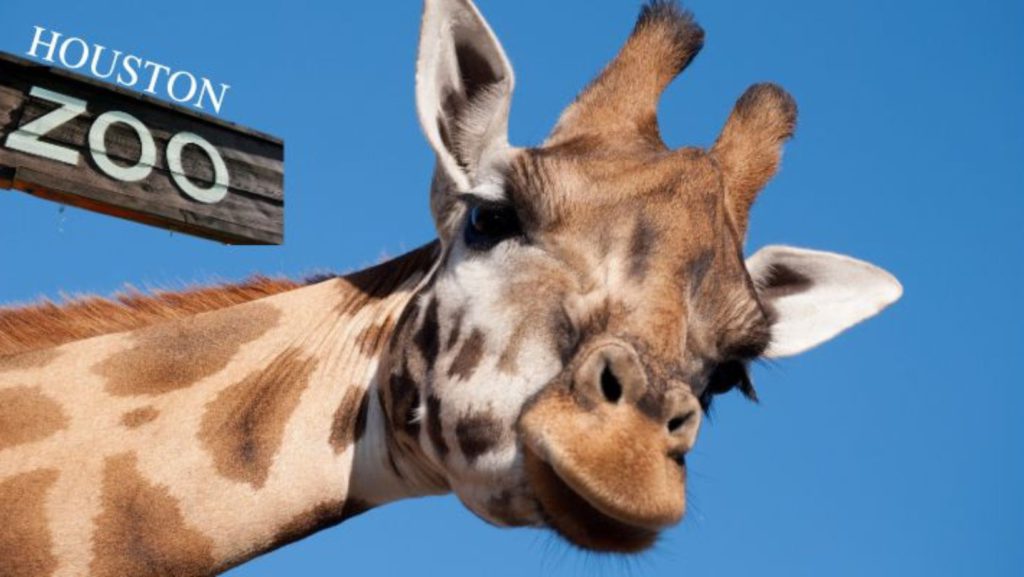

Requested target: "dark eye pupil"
[
  {"left": 700, "top": 360, "right": 756, "bottom": 412},
  {"left": 464, "top": 204, "right": 520, "bottom": 249}
]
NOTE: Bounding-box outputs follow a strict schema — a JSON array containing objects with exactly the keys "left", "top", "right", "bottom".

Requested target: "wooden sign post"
[{"left": 0, "top": 52, "right": 283, "bottom": 244}]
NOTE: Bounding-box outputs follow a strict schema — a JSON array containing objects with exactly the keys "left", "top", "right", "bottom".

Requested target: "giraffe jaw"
[{"left": 522, "top": 446, "right": 662, "bottom": 553}]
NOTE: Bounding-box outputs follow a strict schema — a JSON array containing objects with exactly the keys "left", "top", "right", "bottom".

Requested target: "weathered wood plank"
[{"left": 0, "top": 52, "right": 284, "bottom": 245}]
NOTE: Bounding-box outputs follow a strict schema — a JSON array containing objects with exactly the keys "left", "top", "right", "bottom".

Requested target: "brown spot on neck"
[
  {"left": 89, "top": 453, "right": 216, "bottom": 577},
  {"left": 95, "top": 302, "right": 281, "bottom": 397},
  {"left": 329, "top": 387, "right": 369, "bottom": 454},
  {"left": 200, "top": 348, "right": 318, "bottom": 489},
  {"left": 0, "top": 387, "right": 68, "bottom": 450},
  {"left": 121, "top": 406, "right": 160, "bottom": 429},
  {"left": 0, "top": 468, "right": 60, "bottom": 577},
  {"left": 0, "top": 349, "right": 60, "bottom": 374}
]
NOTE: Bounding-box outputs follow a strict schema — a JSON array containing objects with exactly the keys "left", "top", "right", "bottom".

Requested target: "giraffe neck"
[{"left": 0, "top": 242, "right": 448, "bottom": 577}]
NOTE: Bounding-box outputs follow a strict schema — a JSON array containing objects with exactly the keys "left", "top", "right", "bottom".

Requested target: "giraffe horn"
[{"left": 544, "top": 1, "right": 704, "bottom": 151}]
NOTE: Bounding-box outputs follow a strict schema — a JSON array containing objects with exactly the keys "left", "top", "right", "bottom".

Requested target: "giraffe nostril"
[
  {"left": 600, "top": 365, "right": 622, "bottom": 403},
  {"left": 667, "top": 411, "right": 695, "bottom": 433}
]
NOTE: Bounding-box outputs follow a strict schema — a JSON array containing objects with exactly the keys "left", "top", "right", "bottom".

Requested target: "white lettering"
[
  {"left": 89, "top": 45, "right": 123, "bottom": 80},
  {"left": 5, "top": 87, "right": 233, "bottom": 203},
  {"left": 4, "top": 86, "right": 85, "bottom": 166},
  {"left": 195, "top": 79, "right": 230, "bottom": 115},
  {"left": 141, "top": 61, "right": 171, "bottom": 95},
  {"left": 58, "top": 37, "right": 90, "bottom": 69},
  {"left": 166, "top": 132, "right": 230, "bottom": 204},
  {"left": 25, "top": 27, "right": 231, "bottom": 116},
  {"left": 27, "top": 26, "right": 62, "bottom": 62},
  {"left": 88, "top": 111, "right": 156, "bottom": 182},
  {"left": 168, "top": 70, "right": 197, "bottom": 104},
  {"left": 117, "top": 54, "right": 141, "bottom": 87}
]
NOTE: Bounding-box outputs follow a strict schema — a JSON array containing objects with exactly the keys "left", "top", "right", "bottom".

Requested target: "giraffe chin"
[{"left": 523, "top": 446, "right": 660, "bottom": 553}]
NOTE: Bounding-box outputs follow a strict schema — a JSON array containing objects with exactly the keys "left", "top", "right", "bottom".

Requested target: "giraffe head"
[{"left": 380, "top": 0, "right": 902, "bottom": 552}]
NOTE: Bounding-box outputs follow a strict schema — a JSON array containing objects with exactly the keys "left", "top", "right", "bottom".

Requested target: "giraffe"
[{"left": 0, "top": 0, "right": 903, "bottom": 574}]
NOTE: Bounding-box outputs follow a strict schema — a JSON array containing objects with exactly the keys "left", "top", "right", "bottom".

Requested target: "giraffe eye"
[
  {"left": 464, "top": 204, "right": 521, "bottom": 250},
  {"left": 699, "top": 360, "right": 757, "bottom": 412}
]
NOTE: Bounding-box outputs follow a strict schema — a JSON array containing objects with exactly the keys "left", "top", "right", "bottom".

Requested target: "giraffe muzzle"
[{"left": 518, "top": 341, "right": 699, "bottom": 551}]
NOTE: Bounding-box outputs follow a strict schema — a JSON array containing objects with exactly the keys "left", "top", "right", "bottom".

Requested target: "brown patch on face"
[
  {"left": 448, "top": 328, "right": 485, "bottom": 381},
  {"left": 445, "top": 308, "right": 465, "bottom": 351},
  {"left": 413, "top": 298, "right": 440, "bottom": 367},
  {"left": 628, "top": 215, "right": 658, "bottom": 279},
  {"left": 425, "top": 395, "right": 448, "bottom": 459},
  {"left": 497, "top": 324, "right": 528, "bottom": 374},
  {"left": 120, "top": 406, "right": 159, "bottom": 429},
  {"left": 0, "top": 349, "right": 59, "bottom": 374},
  {"left": 0, "top": 468, "right": 59, "bottom": 577},
  {"left": 388, "top": 365, "right": 421, "bottom": 439},
  {"left": 329, "top": 387, "right": 368, "bottom": 454},
  {"left": 95, "top": 303, "right": 281, "bottom": 397},
  {"left": 687, "top": 248, "right": 716, "bottom": 297},
  {"left": 455, "top": 410, "right": 503, "bottom": 463},
  {"left": 353, "top": 317, "right": 395, "bottom": 357},
  {"left": 199, "top": 348, "right": 318, "bottom": 488},
  {"left": 90, "top": 453, "right": 216, "bottom": 577},
  {"left": 0, "top": 387, "right": 68, "bottom": 451}
]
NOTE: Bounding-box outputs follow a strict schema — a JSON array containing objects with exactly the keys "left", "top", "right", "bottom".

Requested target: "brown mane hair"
[{"left": 0, "top": 276, "right": 303, "bottom": 358}]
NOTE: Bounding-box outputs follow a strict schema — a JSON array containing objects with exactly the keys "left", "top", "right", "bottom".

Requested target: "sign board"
[{"left": 0, "top": 52, "right": 283, "bottom": 244}]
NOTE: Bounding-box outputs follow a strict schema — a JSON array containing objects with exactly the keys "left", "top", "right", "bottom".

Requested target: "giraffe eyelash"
[{"left": 699, "top": 360, "right": 757, "bottom": 413}]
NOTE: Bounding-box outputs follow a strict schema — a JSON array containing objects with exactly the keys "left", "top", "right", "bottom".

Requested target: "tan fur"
[
  {"left": 547, "top": 2, "right": 703, "bottom": 151},
  {"left": 0, "top": 245, "right": 437, "bottom": 576},
  {"left": 711, "top": 83, "right": 798, "bottom": 237},
  {"left": 0, "top": 277, "right": 301, "bottom": 358}
]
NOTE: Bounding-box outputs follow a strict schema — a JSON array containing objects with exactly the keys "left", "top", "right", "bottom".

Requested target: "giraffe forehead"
[{"left": 504, "top": 146, "right": 724, "bottom": 233}]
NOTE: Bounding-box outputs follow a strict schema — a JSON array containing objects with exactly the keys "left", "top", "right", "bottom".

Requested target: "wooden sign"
[{"left": 0, "top": 52, "right": 283, "bottom": 245}]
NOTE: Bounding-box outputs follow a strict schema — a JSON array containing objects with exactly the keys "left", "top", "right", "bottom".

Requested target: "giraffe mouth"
[{"left": 523, "top": 446, "right": 659, "bottom": 553}]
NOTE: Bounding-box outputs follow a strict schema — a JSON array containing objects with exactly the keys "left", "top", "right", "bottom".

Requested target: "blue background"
[{"left": 1, "top": 0, "right": 1021, "bottom": 575}]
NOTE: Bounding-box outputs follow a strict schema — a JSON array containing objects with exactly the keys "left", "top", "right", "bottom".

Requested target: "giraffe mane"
[{"left": 0, "top": 276, "right": 305, "bottom": 357}]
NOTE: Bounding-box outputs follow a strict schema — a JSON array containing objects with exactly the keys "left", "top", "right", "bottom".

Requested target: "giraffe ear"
[
  {"left": 417, "top": 0, "right": 514, "bottom": 192},
  {"left": 746, "top": 245, "right": 903, "bottom": 358}
]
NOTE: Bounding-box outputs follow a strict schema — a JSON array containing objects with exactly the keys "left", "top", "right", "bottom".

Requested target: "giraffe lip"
[{"left": 523, "top": 446, "right": 658, "bottom": 553}]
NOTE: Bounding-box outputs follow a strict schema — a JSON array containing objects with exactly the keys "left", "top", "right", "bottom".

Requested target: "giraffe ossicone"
[{"left": 0, "top": 0, "right": 902, "bottom": 574}]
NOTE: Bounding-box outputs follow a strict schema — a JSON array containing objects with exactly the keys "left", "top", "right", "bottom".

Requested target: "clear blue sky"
[{"left": 1, "top": 1, "right": 1021, "bottom": 575}]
